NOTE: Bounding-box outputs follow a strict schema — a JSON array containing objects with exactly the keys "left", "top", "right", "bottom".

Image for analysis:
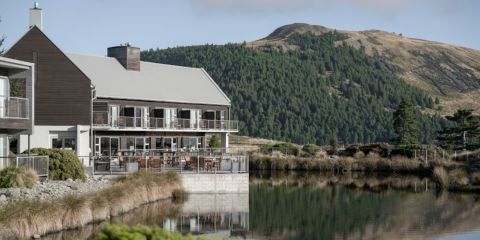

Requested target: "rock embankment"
[{"left": 0, "top": 177, "right": 112, "bottom": 204}]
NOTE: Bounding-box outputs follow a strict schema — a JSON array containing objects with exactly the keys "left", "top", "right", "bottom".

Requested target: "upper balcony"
[
  {"left": 92, "top": 111, "right": 239, "bottom": 132},
  {"left": 0, "top": 97, "right": 30, "bottom": 119}
]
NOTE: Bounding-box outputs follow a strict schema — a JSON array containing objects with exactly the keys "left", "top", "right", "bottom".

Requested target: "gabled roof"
[{"left": 66, "top": 53, "right": 231, "bottom": 106}]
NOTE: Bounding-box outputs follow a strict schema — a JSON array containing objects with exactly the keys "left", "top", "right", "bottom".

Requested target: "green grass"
[{"left": 96, "top": 224, "right": 210, "bottom": 240}]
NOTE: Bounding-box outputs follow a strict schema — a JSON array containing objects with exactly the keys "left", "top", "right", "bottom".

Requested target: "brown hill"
[{"left": 248, "top": 23, "right": 480, "bottom": 114}]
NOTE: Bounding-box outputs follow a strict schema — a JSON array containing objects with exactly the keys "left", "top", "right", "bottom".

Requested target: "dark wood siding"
[
  {"left": 6, "top": 27, "right": 91, "bottom": 126},
  {"left": 93, "top": 101, "right": 108, "bottom": 112}
]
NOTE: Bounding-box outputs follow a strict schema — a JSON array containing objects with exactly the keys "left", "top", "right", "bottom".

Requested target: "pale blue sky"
[{"left": 1, "top": 0, "right": 479, "bottom": 56}]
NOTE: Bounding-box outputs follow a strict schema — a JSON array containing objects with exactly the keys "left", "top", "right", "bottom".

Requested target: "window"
[
  {"left": 95, "top": 137, "right": 119, "bottom": 156},
  {"left": 127, "top": 137, "right": 135, "bottom": 151},
  {"left": 203, "top": 111, "right": 215, "bottom": 120},
  {"left": 163, "top": 137, "right": 177, "bottom": 151},
  {"left": 124, "top": 107, "right": 134, "bottom": 117},
  {"left": 155, "top": 137, "right": 163, "bottom": 149},
  {"left": 127, "top": 137, "right": 150, "bottom": 151},
  {"left": 51, "top": 137, "right": 76, "bottom": 151},
  {"left": 181, "top": 137, "right": 202, "bottom": 150},
  {"left": 153, "top": 108, "right": 164, "bottom": 118},
  {"left": 130, "top": 106, "right": 148, "bottom": 128}
]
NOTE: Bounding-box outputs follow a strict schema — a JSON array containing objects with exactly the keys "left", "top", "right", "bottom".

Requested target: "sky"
[{"left": 1, "top": 0, "right": 479, "bottom": 56}]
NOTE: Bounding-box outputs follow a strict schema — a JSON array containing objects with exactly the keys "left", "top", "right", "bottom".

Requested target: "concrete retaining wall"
[{"left": 181, "top": 173, "right": 249, "bottom": 193}]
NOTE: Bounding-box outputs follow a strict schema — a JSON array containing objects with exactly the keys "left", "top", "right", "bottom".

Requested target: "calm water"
[{"left": 45, "top": 172, "right": 480, "bottom": 240}]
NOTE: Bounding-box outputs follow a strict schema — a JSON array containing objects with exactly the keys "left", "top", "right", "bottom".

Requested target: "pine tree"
[
  {"left": 437, "top": 109, "right": 480, "bottom": 150},
  {"left": 329, "top": 132, "right": 339, "bottom": 154},
  {"left": 392, "top": 98, "right": 418, "bottom": 147}
]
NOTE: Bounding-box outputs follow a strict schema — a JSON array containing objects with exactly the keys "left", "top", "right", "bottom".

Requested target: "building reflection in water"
[{"left": 164, "top": 193, "right": 249, "bottom": 238}]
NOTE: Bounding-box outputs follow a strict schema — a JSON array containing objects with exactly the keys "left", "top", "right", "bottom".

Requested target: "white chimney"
[{"left": 29, "top": 2, "right": 43, "bottom": 30}]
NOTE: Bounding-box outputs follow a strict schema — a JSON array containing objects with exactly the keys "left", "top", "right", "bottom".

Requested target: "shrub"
[
  {"left": 337, "top": 157, "right": 354, "bottom": 172},
  {"left": 25, "top": 148, "right": 86, "bottom": 181},
  {"left": 353, "top": 151, "right": 365, "bottom": 159},
  {"left": 261, "top": 143, "right": 299, "bottom": 156},
  {"left": 433, "top": 167, "right": 449, "bottom": 190},
  {"left": 208, "top": 134, "right": 221, "bottom": 148},
  {"left": 449, "top": 169, "right": 469, "bottom": 186},
  {"left": 0, "top": 166, "right": 38, "bottom": 188},
  {"left": 391, "top": 156, "right": 421, "bottom": 172},
  {"left": 97, "top": 223, "right": 206, "bottom": 240},
  {"left": 472, "top": 172, "right": 480, "bottom": 185},
  {"left": 302, "top": 144, "right": 320, "bottom": 156}
]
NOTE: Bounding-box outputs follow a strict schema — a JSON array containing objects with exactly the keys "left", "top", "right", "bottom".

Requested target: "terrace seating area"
[{"left": 92, "top": 149, "right": 248, "bottom": 174}]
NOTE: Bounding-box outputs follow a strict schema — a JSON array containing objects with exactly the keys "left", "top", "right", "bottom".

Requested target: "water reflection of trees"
[{"left": 249, "top": 172, "right": 480, "bottom": 240}]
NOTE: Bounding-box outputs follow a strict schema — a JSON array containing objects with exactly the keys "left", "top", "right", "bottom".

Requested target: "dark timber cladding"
[{"left": 5, "top": 26, "right": 91, "bottom": 125}]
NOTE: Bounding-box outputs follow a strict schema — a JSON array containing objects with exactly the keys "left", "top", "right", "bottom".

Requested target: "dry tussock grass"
[
  {"left": 433, "top": 167, "right": 449, "bottom": 189},
  {"left": 0, "top": 171, "right": 182, "bottom": 238}
]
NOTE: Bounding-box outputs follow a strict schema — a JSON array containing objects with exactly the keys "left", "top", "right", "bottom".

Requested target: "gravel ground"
[{"left": 0, "top": 177, "right": 113, "bottom": 205}]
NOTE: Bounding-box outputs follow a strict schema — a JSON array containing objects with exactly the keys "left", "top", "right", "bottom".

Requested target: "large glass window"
[
  {"left": 163, "top": 137, "right": 177, "bottom": 151},
  {"left": 181, "top": 137, "right": 202, "bottom": 150},
  {"left": 153, "top": 108, "right": 164, "bottom": 118},
  {"left": 127, "top": 137, "right": 151, "bottom": 151},
  {"left": 127, "top": 137, "right": 135, "bottom": 151},
  {"left": 130, "top": 106, "right": 149, "bottom": 128},
  {"left": 155, "top": 137, "right": 163, "bottom": 149},
  {"left": 96, "top": 137, "right": 119, "bottom": 156}
]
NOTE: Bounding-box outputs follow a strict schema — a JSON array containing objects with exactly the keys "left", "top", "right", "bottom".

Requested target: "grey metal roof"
[{"left": 66, "top": 53, "right": 231, "bottom": 106}]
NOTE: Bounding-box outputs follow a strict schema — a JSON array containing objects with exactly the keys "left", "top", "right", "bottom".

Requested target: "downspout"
[{"left": 90, "top": 86, "right": 96, "bottom": 170}]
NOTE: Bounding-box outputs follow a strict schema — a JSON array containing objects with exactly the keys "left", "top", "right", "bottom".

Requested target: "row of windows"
[
  {"left": 95, "top": 136, "right": 203, "bottom": 156},
  {"left": 111, "top": 105, "right": 226, "bottom": 120}
]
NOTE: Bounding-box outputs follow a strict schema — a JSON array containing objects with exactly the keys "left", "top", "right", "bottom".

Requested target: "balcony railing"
[
  {"left": 0, "top": 97, "right": 29, "bottom": 119},
  {"left": 93, "top": 111, "right": 239, "bottom": 131}
]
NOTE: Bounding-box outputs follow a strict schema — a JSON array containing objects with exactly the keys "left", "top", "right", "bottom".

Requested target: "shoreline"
[
  {"left": 249, "top": 153, "right": 480, "bottom": 194},
  {"left": 0, "top": 171, "right": 183, "bottom": 239}
]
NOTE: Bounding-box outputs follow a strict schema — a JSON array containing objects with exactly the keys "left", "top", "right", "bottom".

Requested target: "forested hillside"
[{"left": 142, "top": 31, "right": 446, "bottom": 145}]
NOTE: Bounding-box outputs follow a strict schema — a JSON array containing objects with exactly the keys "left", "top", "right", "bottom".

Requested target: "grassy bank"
[
  {"left": 250, "top": 152, "right": 480, "bottom": 193},
  {"left": 249, "top": 152, "right": 461, "bottom": 173},
  {"left": 0, "top": 171, "right": 183, "bottom": 238}
]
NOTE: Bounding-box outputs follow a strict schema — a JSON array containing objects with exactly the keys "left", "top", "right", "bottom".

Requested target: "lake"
[{"left": 45, "top": 172, "right": 480, "bottom": 240}]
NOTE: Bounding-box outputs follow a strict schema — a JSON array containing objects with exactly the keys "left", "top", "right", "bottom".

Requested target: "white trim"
[
  {"left": 92, "top": 127, "right": 238, "bottom": 133},
  {"left": 200, "top": 68, "right": 231, "bottom": 103}
]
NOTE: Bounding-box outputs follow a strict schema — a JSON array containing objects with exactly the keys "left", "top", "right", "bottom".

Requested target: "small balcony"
[
  {"left": 93, "top": 111, "right": 239, "bottom": 132},
  {"left": 0, "top": 97, "right": 29, "bottom": 119}
]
